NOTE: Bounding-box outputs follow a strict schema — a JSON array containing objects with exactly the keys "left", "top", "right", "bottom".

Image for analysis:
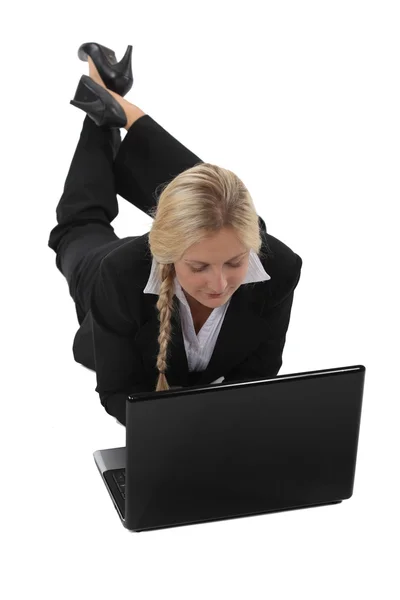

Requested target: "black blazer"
[{"left": 72, "top": 215, "right": 302, "bottom": 425}]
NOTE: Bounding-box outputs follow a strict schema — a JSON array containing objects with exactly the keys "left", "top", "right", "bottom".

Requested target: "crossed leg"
[{"left": 47, "top": 103, "right": 203, "bottom": 324}]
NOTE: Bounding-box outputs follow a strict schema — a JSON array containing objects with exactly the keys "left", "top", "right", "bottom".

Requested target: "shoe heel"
[
  {"left": 69, "top": 95, "right": 104, "bottom": 126},
  {"left": 69, "top": 98, "right": 99, "bottom": 111},
  {"left": 71, "top": 74, "right": 100, "bottom": 104},
  {"left": 115, "top": 45, "right": 132, "bottom": 75},
  {"left": 70, "top": 75, "right": 127, "bottom": 129}
]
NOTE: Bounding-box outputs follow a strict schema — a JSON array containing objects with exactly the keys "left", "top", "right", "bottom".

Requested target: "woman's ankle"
[
  {"left": 107, "top": 90, "right": 146, "bottom": 130},
  {"left": 123, "top": 102, "right": 146, "bottom": 130}
]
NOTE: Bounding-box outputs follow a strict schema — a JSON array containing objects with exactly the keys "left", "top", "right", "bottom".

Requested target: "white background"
[{"left": 2, "top": 1, "right": 399, "bottom": 598}]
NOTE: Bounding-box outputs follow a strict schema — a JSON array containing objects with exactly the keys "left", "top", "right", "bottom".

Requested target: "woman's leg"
[
  {"left": 47, "top": 114, "right": 133, "bottom": 322},
  {"left": 48, "top": 88, "right": 205, "bottom": 322},
  {"left": 111, "top": 94, "right": 205, "bottom": 217},
  {"left": 48, "top": 115, "right": 120, "bottom": 254}
]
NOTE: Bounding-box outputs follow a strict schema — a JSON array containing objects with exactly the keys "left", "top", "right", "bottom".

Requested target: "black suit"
[{"left": 48, "top": 115, "right": 302, "bottom": 426}]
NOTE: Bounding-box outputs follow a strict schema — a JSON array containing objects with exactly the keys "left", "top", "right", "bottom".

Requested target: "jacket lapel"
[
  {"left": 134, "top": 282, "right": 269, "bottom": 388},
  {"left": 186, "top": 284, "right": 268, "bottom": 386}
]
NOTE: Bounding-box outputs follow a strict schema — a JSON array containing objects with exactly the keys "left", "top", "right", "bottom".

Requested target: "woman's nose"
[{"left": 208, "top": 272, "right": 228, "bottom": 293}]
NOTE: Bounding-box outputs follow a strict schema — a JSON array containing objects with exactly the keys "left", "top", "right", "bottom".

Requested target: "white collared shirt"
[{"left": 143, "top": 249, "right": 271, "bottom": 384}]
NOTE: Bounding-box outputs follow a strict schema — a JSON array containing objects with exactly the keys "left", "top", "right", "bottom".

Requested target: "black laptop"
[{"left": 93, "top": 364, "right": 366, "bottom": 532}]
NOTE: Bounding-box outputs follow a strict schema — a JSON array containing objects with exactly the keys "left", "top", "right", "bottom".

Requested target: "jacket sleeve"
[
  {"left": 224, "top": 256, "right": 302, "bottom": 383},
  {"left": 90, "top": 257, "right": 151, "bottom": 425}
]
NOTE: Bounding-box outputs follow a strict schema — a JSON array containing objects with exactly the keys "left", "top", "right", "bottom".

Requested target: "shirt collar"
[{"left": 143, "top": 248, "right": 271, "bottom": 297}]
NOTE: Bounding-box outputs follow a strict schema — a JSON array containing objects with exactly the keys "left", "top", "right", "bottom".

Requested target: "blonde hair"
[{"left": 147, "top": 162, "right": 271, "bottom": 392}]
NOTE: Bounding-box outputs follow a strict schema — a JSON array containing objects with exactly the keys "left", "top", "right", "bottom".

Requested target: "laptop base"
[{"left": 93, "top": 447, "right": 343, "bottom": 532}]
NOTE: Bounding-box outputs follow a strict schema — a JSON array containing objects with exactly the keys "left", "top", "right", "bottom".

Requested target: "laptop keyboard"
[{"left": 112, "top": 468, "right": 126, "bottom": 499}]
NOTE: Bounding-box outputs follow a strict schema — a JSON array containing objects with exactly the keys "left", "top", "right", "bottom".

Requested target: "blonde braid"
[
  {"left": 148, "top": 162, "right": 265, "bottom": 392},
  {"left": 155, "top": 263, "right": 175, "bottom": 391}
]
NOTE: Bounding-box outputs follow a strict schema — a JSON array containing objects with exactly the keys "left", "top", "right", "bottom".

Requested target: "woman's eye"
[{"left": 191, "top": 262, "right": 243, "bottom": 273}]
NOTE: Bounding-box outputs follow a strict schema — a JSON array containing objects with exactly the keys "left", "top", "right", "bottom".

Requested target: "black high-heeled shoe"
[
  {"left": 78, "top": 42, "right": 133, "bottom": 97},
  {"left": 70, "top": 74, "right": 127, "bottom": 129}
]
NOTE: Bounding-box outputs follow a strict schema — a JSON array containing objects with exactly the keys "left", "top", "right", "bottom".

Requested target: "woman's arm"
[{"left": 90, "top": 257, "right": 151, "bottom": 425}]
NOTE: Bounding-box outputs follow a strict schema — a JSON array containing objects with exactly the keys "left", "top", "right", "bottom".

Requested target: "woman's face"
[{"left": 174, "top": 227, "right": 250, "bottom": 311}]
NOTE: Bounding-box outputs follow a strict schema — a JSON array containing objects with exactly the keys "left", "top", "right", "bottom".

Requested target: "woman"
[{"left": 48, "top": 42, "right": 303, "bottom": 427}]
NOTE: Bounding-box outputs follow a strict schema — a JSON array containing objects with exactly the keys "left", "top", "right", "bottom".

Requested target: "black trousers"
[{"left": 48, "top": 114, "right": 203, "bottom": 326}]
